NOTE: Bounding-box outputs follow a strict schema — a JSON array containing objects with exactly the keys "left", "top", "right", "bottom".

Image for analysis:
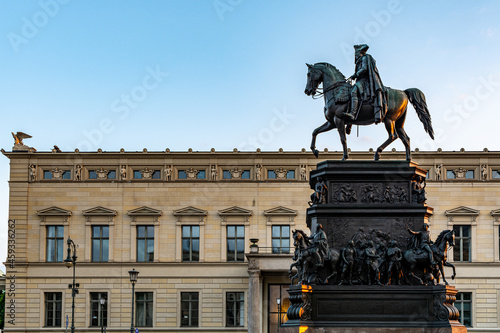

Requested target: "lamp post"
[
  {"left": 276, "top": 297, "right": 281, "bottom": 332},
  {"left": 64, "top": 237, "right": 78, "bottom": 333},
  {"left": 100, "top": 297, "right": 105, "bottom": 333},
  {"left": 129, "top": 269, "right": 139, "bottom": 333}
]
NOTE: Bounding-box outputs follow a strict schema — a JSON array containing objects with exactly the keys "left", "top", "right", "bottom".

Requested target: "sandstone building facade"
[{"left": 3, "top": 149, "right": 500, "bottom": 332}]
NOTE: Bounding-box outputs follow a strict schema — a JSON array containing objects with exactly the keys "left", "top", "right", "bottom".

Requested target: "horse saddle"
[
  {"left": 333, "top": 83, "right": 351, "bottom": 104},
  {"left": 409, "top": 248, "right": 428, "bottom": 257}
]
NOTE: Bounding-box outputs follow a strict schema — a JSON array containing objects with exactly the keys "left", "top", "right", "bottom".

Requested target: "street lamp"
[
  {"left": 64, "top": 237, "right": 78, "bottom": 333},
  {"left": 100, "top": 297, "right": 105, "bottom": 333},
  {"left": 129, "top": 269, "right": 139, "bottom": 333},
  {"left": 276, "top": 297, "right": 281, "bottom": 332}
]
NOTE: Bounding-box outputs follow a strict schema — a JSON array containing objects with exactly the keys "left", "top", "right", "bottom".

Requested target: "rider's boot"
[
  {"left": 314, "top": 253, "right": 323, "bottom": 268},
  {"left": 344, "top": 95, "right": 358, "bottom": 121},
  {"left": 429, "top": 252, "right": 437, "bottom": 266},
  {"left": 374, "top": 109, "right": 382, "bottom": 124}
]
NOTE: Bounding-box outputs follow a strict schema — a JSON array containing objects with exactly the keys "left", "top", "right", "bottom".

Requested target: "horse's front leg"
[
  {"left": 437, "top": 262, "right": 448, "bottom": 285},
  {"left": 311, "top": 120, "right": 336, "bottom": 158},
  {"left": 333, "top": 116, "right": 348, "bottom": 160},
  {"left": 444, "top": 261, "right": 456, "bottom": 280}
]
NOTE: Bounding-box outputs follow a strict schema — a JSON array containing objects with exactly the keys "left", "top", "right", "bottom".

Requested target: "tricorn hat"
[{"left": 354, "top": 44, "right": 369, "bottom": 53}]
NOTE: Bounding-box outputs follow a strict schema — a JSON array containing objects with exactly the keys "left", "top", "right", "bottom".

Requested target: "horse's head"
[
  {"left": 293, "top": 229, "right": 308, "bottom": 249},
  {"left": 447, "top": 229, "right": 455, "bottom": 247},
  {"left": 304, "top": 63, "right": 323, "bottom": 96},
  {"left": 434, "top": 229, "right": 455, "bottom": 249}
]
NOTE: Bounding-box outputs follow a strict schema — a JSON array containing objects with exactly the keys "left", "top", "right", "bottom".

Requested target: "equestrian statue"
[
  {"left": 403, "top": 225, "right": 456, "bottom": 285},
  {"left": 304, "top": 44, "right": 434, "bottom": 161}
]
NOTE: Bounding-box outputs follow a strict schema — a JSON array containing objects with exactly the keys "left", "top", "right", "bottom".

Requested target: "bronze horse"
[
  {"left": 304, "top": 62, "right": 434, "bottom": 161},
  {"left": 289, "top": 229, "right": 340, "bottom": 285},
  {"left": 403, "top": 229, "right": 456, "bottom": 285}
]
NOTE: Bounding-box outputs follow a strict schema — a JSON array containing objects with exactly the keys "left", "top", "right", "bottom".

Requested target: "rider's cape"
[{"left": 408, "top": 233, "right": 420, "bottom": 251}]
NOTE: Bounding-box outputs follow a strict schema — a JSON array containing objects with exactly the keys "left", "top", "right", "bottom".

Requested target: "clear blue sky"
[{"left": 1, "top": 0, "right": 500, "bottom": 269}]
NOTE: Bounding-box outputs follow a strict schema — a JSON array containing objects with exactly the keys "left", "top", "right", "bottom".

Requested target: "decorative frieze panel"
[
  {"left": 185, "top": 168, "right": 199, "bottom": 179},
  {"left": 329, "top": 183, "right": 410, "bottom": 205}
]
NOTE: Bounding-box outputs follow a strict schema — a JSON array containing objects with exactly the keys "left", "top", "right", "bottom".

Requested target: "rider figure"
[
  {"left": 309, "top": 224, "right": 329, "bottom": 268},
  {"left": 407, "top": 223, "right": 436, "bottom": 266},
  {"left": 344, "top": 44, "right": 387, "bottom": 124}
]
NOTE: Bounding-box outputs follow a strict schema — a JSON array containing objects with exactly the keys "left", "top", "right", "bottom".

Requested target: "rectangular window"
[
  {"left": 286, "top": 170, "right": 295, "bottom": 179},
  {"left": 45, "top": 292, "right": 62, "bottom": 327},
  {"left": 137, "top": 226, "right": 154, "bottom": 262},
  {"left": 272, "top": 225, "right": 290, "bottom": 254},
  {"left": 226, "top": 292, "right": 244, "bottom": 327},
  {"left": 90, "top": 292, "right": 108, "bottom": 327},
  {"left": 46, "top": 226, "right": 64, "bottom": 262},
  {"left": 456, "top": 292, "right": 472, "bottom": 327},
  {"left": 92, "top": 226, "right": 109, "bottom": 262},
  {"left": 446, "top": 170, "right": 455, "bottom": 179},
  {"left": 227, "top": 225, "right": 245, "bottom": 262},
  {"left": 62, "top": 171, "right": 71, "bottom": 179},
  {"left": 492, "top": 170, "right": 500, "bottom": 179},
  {"left": 181, "top": 292, "right": 199, "bottom": 327},
  {"left": 241, "top": 170, "right": 250, "bottom": 179},
  {"left": 133, "top": 171, "right": 142, "bottom": 179},
  {"left": 182, "top": 226, "right": 200, "bottom": 262},
  {"left": 44, "top": 171, "right": 53, "bottom": 179},
  {"left": 197, "top": 171, "right": 206, "bottom": 179},
  {"left": 268, "top": 170, "right": 276, "bottom": 179},
  {"left": 465, "top": 170, "right": 474, "bottom": 179},
  {"left": 223, "top": 170, "right": 231, "bottom": 179},
  {"left": 453, "top": 225, "right": 471, "bottom": 262},
  {"left": 136, "top": 292, "right": 153, "bottom": 327},
  {"left": 178, "top": 171, "right": 187, "bottom": 179},
  {"left": 89, "top": 170, "right": 116, "bottom": 179},
  {"left": 152, "top": 170, "right": 161, "bottom": 179}
]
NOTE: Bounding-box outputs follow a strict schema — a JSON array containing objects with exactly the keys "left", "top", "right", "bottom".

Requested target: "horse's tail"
[{"left": 404, "top": 88, "right": 434, "bottom": 140}]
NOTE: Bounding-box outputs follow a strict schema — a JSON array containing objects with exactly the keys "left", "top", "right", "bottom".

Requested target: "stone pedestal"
[
  {"left": 284, "top": 285, "right": 465, "bottom": 332},
  {"left": 307, "top": 160, "right": 432, "bottom": 254},
  {"left": 284, "top": 161, "right": 466, "bottom": 332}
]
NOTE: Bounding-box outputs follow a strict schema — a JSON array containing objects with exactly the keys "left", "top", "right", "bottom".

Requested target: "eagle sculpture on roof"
[{"left": 12, "top": 131, "right": 32, "bottom": 145}]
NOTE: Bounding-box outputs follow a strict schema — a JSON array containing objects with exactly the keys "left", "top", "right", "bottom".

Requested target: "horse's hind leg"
[
  {"left": 374, "top": 120, "right": 398, "bottom": 160},
  {"left": 395, "top": 111, "right": 411, "bottom": 161},
  {"left": 311, "top": 121, "right": 336, "bottom": 158}
]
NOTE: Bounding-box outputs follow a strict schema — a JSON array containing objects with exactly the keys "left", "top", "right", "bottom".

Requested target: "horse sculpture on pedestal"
[
  {"left": 403, "top": 229, "right": 456, "bottom": 285},
  {"left": 289, "top": 229, "right": 340, "bottom": 285},
  {"left": 304, "top": 62, "right": 434, "bottom": 161}
]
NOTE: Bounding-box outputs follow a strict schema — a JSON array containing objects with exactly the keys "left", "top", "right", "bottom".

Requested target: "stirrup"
[{"left": 344, "top": 112, "right": 355, "bottom": 120}]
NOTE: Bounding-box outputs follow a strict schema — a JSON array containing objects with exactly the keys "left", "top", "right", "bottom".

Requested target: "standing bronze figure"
[{"left": 304, "top": 45, "right": 434, "bottom": 161}]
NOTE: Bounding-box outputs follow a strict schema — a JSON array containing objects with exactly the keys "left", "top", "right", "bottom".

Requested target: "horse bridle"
[{"left": 311, "top": 76, "right": 350, "bottom": 100}]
